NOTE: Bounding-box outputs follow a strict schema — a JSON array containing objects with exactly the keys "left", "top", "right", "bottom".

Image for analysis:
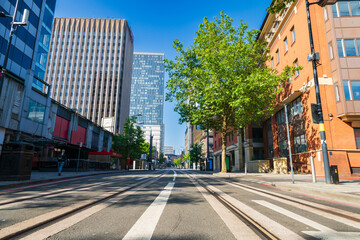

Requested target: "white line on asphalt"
[
  {"left": 122, "top": 182, "right": 175, "bottom": 240},
  {"left": 254, "top": 200, "right": 360, "bottom": 240},
  {"left": 173, "top": 170, "right": 177, "bottom": 181},
  {"left": 7, "top": 177, "right": 162, "bottom": 240},
  {"left": 227, "top": 182, "right": 360, "bottom": 230},
  {"left": 136, "top": 177, "right": 149, "bottom": 181},
  {"left": 188, "top": 176, "right": 261, "bottom": 240},
  {"left": 0, "top": 181, "right": 114, "bottom": 206},
  {"left": 253, "top": 200, "right": 333, "bottom": 232},
  {"left": 0, "top": 181, "right": 124, "bottom": 210},
  {"left": 195, "top": 178, "right": 304, "bottom": 240}
]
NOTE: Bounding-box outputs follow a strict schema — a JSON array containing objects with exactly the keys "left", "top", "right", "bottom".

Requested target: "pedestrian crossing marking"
[{"left": 254, "top": 200, "right": 360, "bottom": 240}]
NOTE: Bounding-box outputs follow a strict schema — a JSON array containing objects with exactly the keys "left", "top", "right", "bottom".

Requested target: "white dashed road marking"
[{"left": 122, "top": 182, "right": 175, "bottom": 240}]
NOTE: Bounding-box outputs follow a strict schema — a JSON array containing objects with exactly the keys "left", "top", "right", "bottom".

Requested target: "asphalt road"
[{"left": 0, "top": 169, "right": 359, "bottom": 240}]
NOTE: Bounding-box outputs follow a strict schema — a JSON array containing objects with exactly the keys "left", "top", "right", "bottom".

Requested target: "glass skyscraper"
[{"left": 130, "top": 52, "right": 164, "bottom": 153}]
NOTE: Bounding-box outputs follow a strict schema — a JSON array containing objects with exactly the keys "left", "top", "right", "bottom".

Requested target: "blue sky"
[{"left": 54, "top": 0, "right": 271, "bottom": 154}]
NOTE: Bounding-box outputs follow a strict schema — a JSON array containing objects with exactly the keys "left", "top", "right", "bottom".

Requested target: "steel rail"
[
  {"left": 0, "top": 171, "right": 168, "bottom": 240},
  {"left": 185, "top": 173, "right": 279, "bottom": 240},
  {"left": 226, "top": 180, "right": 360, "bottom": 223},
  {"left": 194, "top": 173, "right": 360, "bottom": 223},
  {"left": 0, "top": 178, "right": 127, "bottom": 207}
]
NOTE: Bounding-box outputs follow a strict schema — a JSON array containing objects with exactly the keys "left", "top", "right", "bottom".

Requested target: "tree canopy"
[
  {"left": 165, "top": 12, "right": 294, "bottom": 172},
  {"left": 189, "top": 143, "right": 203, "bottom": 168},
  {"left": 267, "top": 0, "right": 295, "bottom": 13},
  {"left": 112, "top": 117, "right": 145, "bottom": 161}
]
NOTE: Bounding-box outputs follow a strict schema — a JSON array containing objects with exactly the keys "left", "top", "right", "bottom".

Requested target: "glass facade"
[
  {"left": 33, "top": 0, "right": 56, "bottom": 91},
  {"left": 27, "top": 99, "right": 45, "bottom": 123},
  {"left": 0, "top": 0, "right": 43, "bottom": 77},
  {"left": 130, "top": 53, "right": 164, "bottom": 126}
]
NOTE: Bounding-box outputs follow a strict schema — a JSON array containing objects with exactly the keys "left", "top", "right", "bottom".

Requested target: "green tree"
[
  {"left": 267, "top": 0, "right": 294, "bottom": 13},
  {"left": 165, "top": 12, "right": 294, "bottom": 173},
  {"left": 158, "top": 153, "right": 165, "bottom": 164},
  {"left": 183, "top": 153, "right": 190, "bottom": 162},
  {"left": 189, "top": 143, "right": 203, "bottom": 169},
  {"left": 112, "top": 117, "right": 145, "bottom": 161},
  {"left": 140, "top": 142, "right": 150, "bottom": 157},
  {"left": 173, "top": 158, "right": 181, "bottom": 166}
]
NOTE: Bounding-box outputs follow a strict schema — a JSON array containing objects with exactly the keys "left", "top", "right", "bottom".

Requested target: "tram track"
[
  {"left": 225, "top": 179, "right": 360, "bottom": 223},
  {"left": 186, "top": 172, "right": 360, "bottom": 240},
  {"left": 185, "top": 173, "right": 279, "bottom": 240},
  {"left": 0, "top": 172, "right": 156, "bottom": 207},
  {"left": 0, "top": 171, "right": 167, "bottom": 240},
  {"left": 0, "top": 178, "right": 126, "bottom": 207},
  {"left": 190, "top": 172, "right": 360, "bottom": 223}
]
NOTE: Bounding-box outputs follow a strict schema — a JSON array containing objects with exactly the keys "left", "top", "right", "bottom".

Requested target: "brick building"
[{"left": 259, "top": 0, "right": 360, "bottom": 177}]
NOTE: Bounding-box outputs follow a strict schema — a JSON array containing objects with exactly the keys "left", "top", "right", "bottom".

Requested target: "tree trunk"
[{"left": 221, "top": 119, "right": 227, "bottom": 173}]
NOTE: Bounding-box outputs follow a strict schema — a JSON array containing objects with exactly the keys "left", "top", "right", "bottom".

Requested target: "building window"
[
  {"left": 289, "top": 97, "right": 303, "bottom": 121},
  {"left": 336, "top": 38, "right": 360, "bottom": 57},
  {"left": 354, "top": 128, "right": 360, "bottom": 149},
  {"left": 284, "top": 37, "right": 288, "bottom": 52},
  {"left": 335, "top": 84, "right": 340, "bottom": 102},
  {"left": 266, "top": 119, "right": 274, "bottom": 158},
  {"left": 350, "top": 1, "right": 360, "bottom": 16},
  {"left": 343, "top": 80, "right": 352, "bottom": 100},
  {"left": 294, "top": 134, "right": 308, "bottom": 154},
  {"left": 271, "top": 57, "right": 274, "bottom": 69},
  {"left": 329, "top": 43, "right": 334, "bottom": 60},
  {"left": 276, "top": 49, "right": 280, "bottom": 64},
  {"left": 351, "top": 80, "right": 360, "bottom": 99},
  {"left": 338, "top": 1, "right": 351, "bottom": 16},
  {"left": 324, "top": 7, "right": 328, "bottom": 21},
  {"left": 344, "top": 39, "right": 357, "bottom": 56},
  {"left": 276, "top": 109, "right": 285, "bottom": 125},
  {"left": 337, "top": 39, "right": 345, "bottom": 57},
  {"left": 294, "top": 59, "right": 299, "bottom": 77},
  {"left": 279, "top": 140, "right": 288, "bottom": 157},
  {"left": 291, "top": 27, "right": 295, "bottom": 43},
  {"left": 332, "top": 4, "right": 339, "bottom": 17},
  {"left": 27, "top": 100, "right": 45, "bottom": 123},
  {"left": 253, "top": 149, "right": 264, "bottom": 160}
]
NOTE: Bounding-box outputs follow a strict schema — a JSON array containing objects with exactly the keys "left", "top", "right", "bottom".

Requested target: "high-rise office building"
[
  {"left": 45, "top": 18, "right": 134, "bottom": 134},
  {"left": 130, "top": 52, "right": 164, "bottom": 153},
  {"left": 164, "top": 146, "right": 175, "bottom": 155}
]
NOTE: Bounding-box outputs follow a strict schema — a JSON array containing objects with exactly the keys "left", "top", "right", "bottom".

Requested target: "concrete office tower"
[
  {"left": 45, "top": 18, "right": 134, "bottom": 134},
  {"left": 130, "top": 52, "right": 164, "bottom": 153},
  {"left": 164, "top": 146, "right": 175, "bottom": 155}
]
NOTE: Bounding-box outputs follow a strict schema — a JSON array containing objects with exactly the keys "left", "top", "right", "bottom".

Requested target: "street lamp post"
[
  {"left": 0, "top": 1, "right": 29, "bottom": 94},
  {"left": 305, "top": 0, "right": 338, "bottom": 184}
]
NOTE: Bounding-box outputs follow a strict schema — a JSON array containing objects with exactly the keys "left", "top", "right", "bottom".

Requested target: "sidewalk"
[
  {"left": 213, "top": 171, "right": 360, "bottom": 206},
  {"left": 0, "top": 170, "right": 126, "bottom": 190}
]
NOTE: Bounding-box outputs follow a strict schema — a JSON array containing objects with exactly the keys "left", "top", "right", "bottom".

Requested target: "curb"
[
  {"left": 273, "top": 183, "right": 360, "bottom": 206},
  {"left": 0, "top": 171, "right": 126, "bottom": 191}
]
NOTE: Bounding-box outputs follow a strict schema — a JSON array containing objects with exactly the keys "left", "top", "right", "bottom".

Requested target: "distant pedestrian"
[{"left": 58, "top": 149, "right": 67, "bottom": 176}]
